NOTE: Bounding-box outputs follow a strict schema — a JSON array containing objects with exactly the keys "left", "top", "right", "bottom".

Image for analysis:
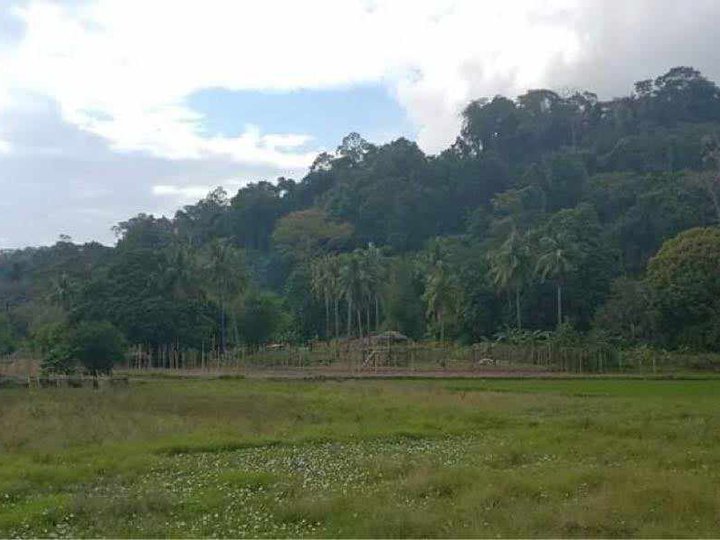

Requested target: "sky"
[{"left": 2, "top": 0, "right": 720, "bottom": 248}]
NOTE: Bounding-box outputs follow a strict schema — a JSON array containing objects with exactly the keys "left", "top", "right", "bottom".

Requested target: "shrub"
[
  {"left": 647, "top": 227, "right": 720, "bottom": 350},
  {"left": 69, "top": 321, "right": 127, "bottom": 375},
  {"left": 41, "top": 321, "right": 127, "bottom": 376}
]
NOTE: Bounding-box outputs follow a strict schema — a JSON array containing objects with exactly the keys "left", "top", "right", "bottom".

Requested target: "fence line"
[
  {"left": 118, "top": 340, "right": 686, "bottom": 375},
  {"left": 6, "top": 341, "right": 715, "bottom": 379}
]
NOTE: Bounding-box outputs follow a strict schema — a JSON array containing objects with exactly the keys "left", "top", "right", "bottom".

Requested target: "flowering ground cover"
[{"left": 1, "top": 377, "right": 720, "bottom": 537}]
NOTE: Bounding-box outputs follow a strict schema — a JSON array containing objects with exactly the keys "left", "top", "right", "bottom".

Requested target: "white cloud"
[
  {"left": 3, "top": 0, "right": 720, "bottom": 249},
  {"left": 0, "top": 0, "right": 587, "bottom": 159},
  {"left": 152, "top": 184, "right": 214, "bottom": 201},
  {"left": 3, "top": 0, "right": 720, "bottom": 158}
]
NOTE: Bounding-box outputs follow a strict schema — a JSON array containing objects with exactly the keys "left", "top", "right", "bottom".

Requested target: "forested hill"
[{"left": 3, "top": 66, "right": 720, "bottom": 355}]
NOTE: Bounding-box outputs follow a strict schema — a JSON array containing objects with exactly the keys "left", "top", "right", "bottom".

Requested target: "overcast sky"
[{"left": 2, "top": 0, "right": 720, "bottom": 248}]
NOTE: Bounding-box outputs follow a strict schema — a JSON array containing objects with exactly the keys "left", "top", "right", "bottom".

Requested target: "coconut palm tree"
[
  {"left": 363, "top": 244, "right": 386, "bottom": 331},
  {"left": 325, "top": 255, "right": 343, "bottom": 338},
  {"left": 49, "top": 272, "right": 74, "bottom": 311},
  {"left": 339, "top": 252, "right": 361, "bottom": 337},
  {"left": 339, "top": 250, "right": 374, "bottom": 338},
  {"left": 489, "top": 229, "right": 531, "bottom": 330},
  {"left": 163, "top": 241, "right": 201, "bottom": 300},
  {"left": 422, "top": 260, "right": 458, "bottom": 342},
  {"left": 422, "top": 240, "right": 460, "bottom": 342},
  {"left": 203, "top": 239, "right": 247, "bottom": 352},
  {"left": 535, "top": 232, "right": 577, "bottom": 328},
  {"left": 310, "top": 255, "right": 333, "bottom": 339}
]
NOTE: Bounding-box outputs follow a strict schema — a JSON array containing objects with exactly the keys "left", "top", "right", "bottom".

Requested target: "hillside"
[{"left": 3, "top": 66, "right": 720, "bottom": 356}]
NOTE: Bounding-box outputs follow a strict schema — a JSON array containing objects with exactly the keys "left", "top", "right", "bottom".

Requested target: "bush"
[
  {"left": 41, "top": 321, "right": 127, "bottom": 376},
  {"left": 69, "top": 321, "right": 127, "bottom": 375},
  {"left": 647, "top": 227, "right": 720, "bottom": 350}
]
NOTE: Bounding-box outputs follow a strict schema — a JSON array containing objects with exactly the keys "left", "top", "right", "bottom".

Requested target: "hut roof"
[{"left": 371, "top": 331, "right": 411, "bottom": 343}]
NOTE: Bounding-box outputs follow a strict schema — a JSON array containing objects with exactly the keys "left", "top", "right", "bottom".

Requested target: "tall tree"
[
  {"left": 203, "top": 239, "right": 247, "bottom": 352},
  {"left": 535, "top": 232, "right": 578, "bottom": 327},
  {"left": 422, "top": 240, "right": 461, "bottom": 342},
  {"left": 489, "top": 230, "right": 531, "bottom": 330}
]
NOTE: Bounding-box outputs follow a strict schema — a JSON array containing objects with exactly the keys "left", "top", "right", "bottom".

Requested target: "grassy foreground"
[{"left": 1, "top": 377, "right": 720, "bottom": 537}]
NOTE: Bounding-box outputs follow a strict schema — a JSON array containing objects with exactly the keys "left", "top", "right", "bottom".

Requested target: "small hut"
[{"left": 362, "top": 331, "right": 412, "bottom": 369}]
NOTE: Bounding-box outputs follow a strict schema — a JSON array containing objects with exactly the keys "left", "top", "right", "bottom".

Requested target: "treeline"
[{"left": 3, "top": 66, "right": 720, "bottom": 364}]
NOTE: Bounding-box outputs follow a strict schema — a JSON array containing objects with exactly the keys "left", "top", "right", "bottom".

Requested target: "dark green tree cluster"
[{"left": 3, "top": 66, "right": 720, "bottom": 359}]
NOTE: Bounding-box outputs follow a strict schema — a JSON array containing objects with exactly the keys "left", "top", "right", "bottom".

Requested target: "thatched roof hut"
[{"left": 370, "top": 331, "right": 411, "bottom": 344}]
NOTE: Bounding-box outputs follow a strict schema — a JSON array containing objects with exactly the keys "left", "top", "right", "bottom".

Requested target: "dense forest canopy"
[{"left": 3, "top": 66, "right": 720, "bottom": 359}]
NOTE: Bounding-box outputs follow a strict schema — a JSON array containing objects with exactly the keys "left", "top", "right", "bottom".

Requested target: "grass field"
[{"left": 1, "top": 377, "right": 720, "bottom": 537}]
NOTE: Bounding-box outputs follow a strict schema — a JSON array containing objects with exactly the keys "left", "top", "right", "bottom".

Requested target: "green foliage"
[
  {"left": 272, "top": 209, "right": 352, "bottom": 261},
  {"left": 4, "top": 66, "right": 720, "bottom": 352},
  {"left": 238, "top": 290, "right": 289, "bottom": 347},
  {"left": 40, "top": 321, "right": 127, "bottom": 375},
  {"left": 283, "top": 264, "right": 325, "bottom": 340},
  {"left": 422, "top": 239, "right": 463, "bottom": 341},
  {"left": 544, "top": 152, "right": 588, "bottom": 211},
  {"left": 549, "top": 321, "right": 583, "bottom": 346},
  {"left": 383, "top": 258, "right": 424, "bottom": 339},
  {"left": 68, "top": 321, "right": 127, "bottom": 375},
  {"left": 0, "top": 313, "right": 16, "bottom": 355},
  {"left": 488, "top": 229, "right": 532, "bottom": 330},
  {"left": 647, "top": 227, "right": 720, "bottom": 349},
  {"left": 40, "top": 339, "right": 75, "bottom": 375},
  {"left": 594, "top": 277, "right": 658, "bottom": 344}
]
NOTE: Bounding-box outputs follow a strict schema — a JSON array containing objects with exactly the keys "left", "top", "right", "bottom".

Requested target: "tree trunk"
[
  {"left": 231, "top": 311, "right": 240, "bottom": 347},
  {"left": 556, "top": 283, "right": 563, "bottom": 328},
  {"left": 324, "top": 294, "right": 330, "bottom": 339},
  {"left": 334, "top": 297, "right": 340, "bottom": 339},
  {"left": 347, "top": 299, "right": 353, "bottom": 337},
  {"left": 375, "top": 296, "right": 380, "bottom": 331},
  {"left": 357, "top": 308, "right": 363, "bottom": 338},
  {"left": 220, "top": 300, "right": 227, "bottom": 354},
  {"left": 515, "top": 287, "right": 522, "bottom": 331}
]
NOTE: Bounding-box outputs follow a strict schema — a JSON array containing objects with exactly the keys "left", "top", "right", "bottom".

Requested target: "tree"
[
  {"left": 238, "top": 290, "right": 289, "bottom": 348},
  {"left": 459, "top": 96, "right": 519, "bottom": 158},
  {"left": 700, "top": 135, "right": 720, "bottom": 222},
  {"left": 422, "top": 240, "right": 461, "bottom": 342},
  {"left": 174, "top": 187, "right": 230, "bottom": 246},
  {"left": 361, "top": 244, "right": 385, "bottom": 332},
  {"left": 338, "top": 251, "right": 369, "bottom": 337},
  {"left": 202, "top": 239, "right": 247, "bottom": 352},
  {"left": 323, "top": 255, "right": 344, "bottom": 338},
  {"left": 68, "top": 321, "right": 126, "bottom": 376},
  {"left": 594, "top": 277, "right": 657, "bottom": 343},
  {"left": 48, "top": 272, "right": 75, "bottom": 311},
  {"left": 272, "top": 209, "right": 353, "bottom": 261},
  {"left": 647, "top": 227, "right": 720, "bottom": 349},
  {"left": 0, "top": 313, "right": 16, "bottom": 355},
  {"left": 488, "top": 230, "right": 531, "bottom": 330},
  {"left": 7, "top": 66, "right": 720, "bottom": 358},
  {"left": 383, "top": 257, "right": 425, "bottom": 339},
  {"left": 336, "top": 132, "right": 373, "bottom": 165},
  {"left": 113, "top": 214, "right": 174, "bottom": 251},
  {"left": 535, "top": 232, "right": 578, "bottom": 327},
  {"left": 544, "top": 152, "right": 588, "bottom": 211},
  {"left": 310, "top": 255, "right": 340, "bottom": 339}
]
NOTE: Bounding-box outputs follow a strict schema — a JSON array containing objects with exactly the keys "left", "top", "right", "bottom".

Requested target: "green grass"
[{"left": 1, "top": 377, "right": 720, "bottom": 537}]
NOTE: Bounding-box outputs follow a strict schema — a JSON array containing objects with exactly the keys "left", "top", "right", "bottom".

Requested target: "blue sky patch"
[{"left": 186, "top": 84, "right": 416, "bottom": 151}]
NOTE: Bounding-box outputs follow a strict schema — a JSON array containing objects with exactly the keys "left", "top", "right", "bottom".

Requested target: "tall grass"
[{"left": 2, "top": 378, "right": 720, "bottom": 537}]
